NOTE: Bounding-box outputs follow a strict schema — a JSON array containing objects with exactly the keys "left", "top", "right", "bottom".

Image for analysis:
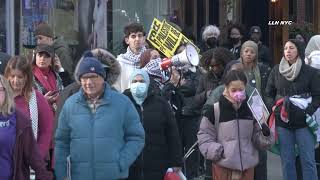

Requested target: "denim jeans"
[{"left": 277, "top": 126, "right": 318, "bottom": 180}]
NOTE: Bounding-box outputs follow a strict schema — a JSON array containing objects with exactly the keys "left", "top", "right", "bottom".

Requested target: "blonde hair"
[{"left": 0, "top": 75, "right": 15, "bottom": 116}]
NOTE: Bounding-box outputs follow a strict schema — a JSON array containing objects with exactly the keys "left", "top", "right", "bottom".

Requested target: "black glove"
[{"left": 261, "top": 123, "right": 270, "bottom": 136}]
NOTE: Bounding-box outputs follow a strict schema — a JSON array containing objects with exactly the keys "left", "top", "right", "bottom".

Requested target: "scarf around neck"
[
  {"left": 118, "top": 46, "right": 146, "bottom": 68},
  {"left": 33, "top": 66, "right": 58, "bottom": 92},
  {"left": 279, "top": 57, "right": 302, "bottom": 81}
]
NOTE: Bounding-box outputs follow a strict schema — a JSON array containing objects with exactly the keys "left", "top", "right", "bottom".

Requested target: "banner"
[{"left": 147, "top": 18, "right": 199, "bottom": 58}]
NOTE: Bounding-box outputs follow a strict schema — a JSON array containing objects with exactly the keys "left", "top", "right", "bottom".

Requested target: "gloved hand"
[{"left": 261, "top": 123, "right": 270, "bottom": 136}]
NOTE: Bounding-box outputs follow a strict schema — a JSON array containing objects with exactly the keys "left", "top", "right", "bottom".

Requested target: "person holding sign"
[
  {"left": 197, "top": 70, "right": 274, "bottom": 180},
  {"left": 115, "top": 22, "right": 147, "bottom": 92},
  {"left": 265, "top": 39, "right": 320, "bottom": 180}
]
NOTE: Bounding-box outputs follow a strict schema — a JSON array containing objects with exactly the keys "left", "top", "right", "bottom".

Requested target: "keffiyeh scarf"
[
  {"left": 142, "top": 58, "right": 162, "bottom": 78},
  {"left": 118, "top": 46, "right": 146, "bottom": 68}
]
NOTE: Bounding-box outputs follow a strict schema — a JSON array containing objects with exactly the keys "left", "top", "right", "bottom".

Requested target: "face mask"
[
  {"left": 130, "top": 82, "right": 148, "bottom": 105},
  {"left": 230, "top": 37, "right": 240, "bottom": 44},
  {"left": 250, "top": 37, "right": 259, "bottom": 44},
  {"left": 230, "top": 90, "right": 246, "bottom": 103},
  {"left": 206, "top": 37, "right": 217, "bottom": 48}
]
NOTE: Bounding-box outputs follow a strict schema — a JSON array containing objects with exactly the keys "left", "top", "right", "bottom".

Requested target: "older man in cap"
[
  {"left": 249, "top": 26, "right": 272, "bottom": 67},
  {"left": 54, "top": 56, "right": 145, "bottom": 180}
]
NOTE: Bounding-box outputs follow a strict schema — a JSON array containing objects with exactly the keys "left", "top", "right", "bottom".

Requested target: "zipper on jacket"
[
  {"left": 236, "top": 110, "right": 244, "bottom": 172},
  {"left": 88, "top": 106, "right": 95, "bottom": 180},
  {"left": 140, "top": 105, "right": 144, "bottom": 180}
]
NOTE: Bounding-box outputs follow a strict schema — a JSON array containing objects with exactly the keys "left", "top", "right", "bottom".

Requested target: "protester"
[
  {"left": 34, "top": 23, "right": 74, "bottom": 76},
  {"left": 161, "top": 43, "right": 201, "bottom": 178},
  {"left": 0, "top": 75, "right": 52, "bottom": 180},
  {"left": 235, "top": 40, "right": 271, "bottom": 180},
  {"left": 139, "top": 48, "right": 163, "bottom": 94},
  {"left": 5, "top": 56, "right": 53, "bottom": 160},
  {"left": 304, "top": 34, "right": 320, "bottom": 178},
  {"left": 225, "top": 24, "right": 245, "bottom": 59},
  {"left": 249, "top": 26, "right": 272, "bottom": 67},
  {"left": 115, "top": 22, "right": 147, "bottom": 92},
  {"left": 237, "top": 40, "right": 271, "bottom": 99},
  {"left": 265, "top": 39, "right": 320, "bottom": 180},
  {"left": 195, "top": 47, "right": 234, "bottom": 108},
  {"left": 54, "top": 56, "right": 145, "bottom": 180},
  {"left": 124, "top": 69, "right": 182, "bottom": 180},
  {"left": 198, "top": 70, "right": 274, "bottom": 180},
  {"left": 305, "top": 35, "right": 320, "bottom": 67},
  {"left": 55, "top": 48, "right": 121, "bottom": 126},
  {"left": 201, "top": 25, "right": 220, "bottom": 52},
  {"left": 32, "top": 44, "right": 70, "bottom": 113}
]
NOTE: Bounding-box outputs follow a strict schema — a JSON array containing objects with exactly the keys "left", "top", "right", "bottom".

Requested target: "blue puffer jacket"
[{"left": 54, "top": 83, "right": 145, "bottom": 180}]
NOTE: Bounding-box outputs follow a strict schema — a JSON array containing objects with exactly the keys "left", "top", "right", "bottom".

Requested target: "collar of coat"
[
  {"left": 215, "top": 95, "right": 254, "bottom": 123},
  {"left": 76, "top": 82, "right": 112, "bottom": 106}
]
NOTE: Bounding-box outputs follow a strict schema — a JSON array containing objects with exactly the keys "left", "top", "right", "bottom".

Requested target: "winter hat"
[
  {"left": 34, "top": 23, "right": 54, "bottom": 38},
  {"left": 130, "top": 69, "right": 150, "bottom": 87},
  {"left": 241, "top": 40, "right": 258, "bottom": 59},
  {"left": 305, "top": 35, "right": 320, "bottom": 58},
  {"left": 249, "top": 26, "right": 261, "bottom": 35},
  {"left": 76, "top": 57, "right": 106, "bottom": 81},
  {"left": 202, "top": 25, "right": 220, "bottom": 41},
  {"left": 35, "top": 44, "right": 54, "bottom": 57}
]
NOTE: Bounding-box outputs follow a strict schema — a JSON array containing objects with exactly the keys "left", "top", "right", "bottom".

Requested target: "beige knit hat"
[{"left": 241, "top": 40, "right": 258, "bottom": 60}]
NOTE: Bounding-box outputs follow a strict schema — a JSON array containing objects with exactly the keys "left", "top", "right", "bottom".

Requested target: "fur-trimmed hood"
[{"left": 74, "top": 48, "right": 121, "bottom": 86}]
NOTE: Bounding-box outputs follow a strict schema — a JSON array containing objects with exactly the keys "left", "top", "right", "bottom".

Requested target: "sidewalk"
[{"left": 267, "top": 151, "right": 283, "bottom": 180}]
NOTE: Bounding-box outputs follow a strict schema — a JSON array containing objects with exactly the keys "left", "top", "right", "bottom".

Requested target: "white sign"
[{"left": 247, "top": 88, "right": 270, "bottom": 128}]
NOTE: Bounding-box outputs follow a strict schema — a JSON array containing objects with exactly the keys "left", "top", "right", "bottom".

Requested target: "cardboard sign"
[
  {"left": 147, "top": 18, "right": 199, "bottom": 58},
  {"left": 247, "top": 88, "right": 270, "bottom": 127}
]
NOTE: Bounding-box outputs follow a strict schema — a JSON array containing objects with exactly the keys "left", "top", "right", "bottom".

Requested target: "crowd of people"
[{"left": 0, "top": 20, "right": 319, "bottom": 180}]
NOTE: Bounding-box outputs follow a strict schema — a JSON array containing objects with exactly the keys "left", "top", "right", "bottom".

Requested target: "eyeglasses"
[{"left": 80, "top": 75, "right": 100, "bottom": 82}]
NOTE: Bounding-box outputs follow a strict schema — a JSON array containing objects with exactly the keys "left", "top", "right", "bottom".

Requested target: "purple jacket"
[{"left": 13, "top": 110, "right": 52, "bottom": 180}]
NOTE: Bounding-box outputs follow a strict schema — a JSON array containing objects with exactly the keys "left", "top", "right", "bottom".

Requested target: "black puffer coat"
[
  {"left": 124, "top": 89, "right": 182, "bottom": 180},
  {"left": 265, "top": 63, "right": 320, "bottom": 129}
]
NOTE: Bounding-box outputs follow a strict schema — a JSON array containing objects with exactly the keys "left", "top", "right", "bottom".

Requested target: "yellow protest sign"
[{"left": 147, "top": 18, "right": 200, "bottom": 58}]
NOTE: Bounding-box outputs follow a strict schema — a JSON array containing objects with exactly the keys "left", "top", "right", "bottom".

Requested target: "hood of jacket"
[{"left": 74, "top": 48, "right": 121, "bottom": 86}]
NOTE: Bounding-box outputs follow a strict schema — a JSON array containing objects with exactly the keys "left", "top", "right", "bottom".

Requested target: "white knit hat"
[{"left": 202, "top": 25, "right": 220, "bottom": 41}]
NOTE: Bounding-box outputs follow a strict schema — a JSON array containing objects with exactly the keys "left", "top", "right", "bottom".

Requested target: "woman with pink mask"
[{"left": 198, "top": 70, "right": 274, "bottom": 180}]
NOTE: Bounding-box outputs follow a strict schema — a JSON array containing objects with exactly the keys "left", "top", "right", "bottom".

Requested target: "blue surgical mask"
[{"left": 130, "top": 82, "right": 148, "bottom": 105}]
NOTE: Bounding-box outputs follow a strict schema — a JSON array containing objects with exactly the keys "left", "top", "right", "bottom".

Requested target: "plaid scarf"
[
  {"left": 118, "top": 46, "right": 146, "bottom": 68},
  {"left": 142, "top": 57, "right": 162, "bottom": 78}
]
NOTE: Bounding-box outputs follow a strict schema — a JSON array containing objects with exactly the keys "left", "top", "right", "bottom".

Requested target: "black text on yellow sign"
[{"left": 147, "top": 18, "right": 200, "bottom": 58}]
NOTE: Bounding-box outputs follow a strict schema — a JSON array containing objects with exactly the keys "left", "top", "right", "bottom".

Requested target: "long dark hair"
[
  {"left": 223, "top": 70, "right": 247, "bottom": 86},
  {"left": 285, "top": 39, "right": 306, "bottom": 60}
]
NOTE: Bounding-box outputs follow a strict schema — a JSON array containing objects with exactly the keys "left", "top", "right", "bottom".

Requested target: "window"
[
  {"left": 0, "top": 1, "right": 6, "bottom": 52},
  {"left": 305, "top": 0, "right": 314, "bottom": 23},
  {"left": 110, "top": 0, "right": 170, "bottom": 55}
]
